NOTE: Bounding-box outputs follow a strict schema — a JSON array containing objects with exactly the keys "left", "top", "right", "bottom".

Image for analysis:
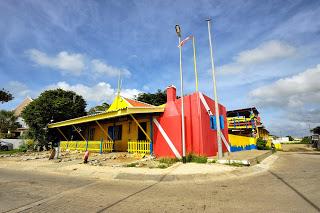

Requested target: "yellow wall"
[
  {"left": 257, "top": 128, "right": 269, "bottom": 140},
  {"left": 84, "top": 118, "right": 151, "bottom": 152},
  {"left": 229, "top": 134, "right": 257, "bottom": 151}
]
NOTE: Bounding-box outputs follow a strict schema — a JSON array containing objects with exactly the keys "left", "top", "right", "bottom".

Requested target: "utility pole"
[
  {"left": 175, "top": 25, "right": 186, "bottom": 163},
  {"left": 206, "top": 19, "right": 223, "bottom": 159}
]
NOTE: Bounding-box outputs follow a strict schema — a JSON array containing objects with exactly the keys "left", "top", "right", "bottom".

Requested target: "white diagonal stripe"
[{"left": 153, "top": 118, "right": 181, "bottom": 159}]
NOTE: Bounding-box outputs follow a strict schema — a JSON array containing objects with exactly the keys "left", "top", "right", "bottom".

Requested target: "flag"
[{"left": 178, "top": 35, "right": 193, "bottom": 47}]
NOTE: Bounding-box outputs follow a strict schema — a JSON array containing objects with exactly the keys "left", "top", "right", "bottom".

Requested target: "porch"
[
  {"left": 59, "top": 139, "right": 151, "bottom": 154},
  {"left": 48, "top": 97, "right": 164, "bottom": 155}
]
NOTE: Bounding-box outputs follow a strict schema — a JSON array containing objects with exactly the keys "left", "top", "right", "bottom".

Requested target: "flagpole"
[
  {"left": 175, "top": 25, "right": 186, "bottom": 163},
  {"left": 206, "top": 19, "right": 223, "bottom": 159},
  {"left": 192, "top": 36, "right": 199, "bottom": 92}
]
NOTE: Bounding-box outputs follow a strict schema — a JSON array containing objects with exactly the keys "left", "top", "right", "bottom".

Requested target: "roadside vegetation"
[
  {"left": 186, "top": 153, "right": 208, "bottom": 163},
  {"left": 256, "top": 138, "right": 270, "bottom": 150},
  {"left": 21, "top": 89, "right": 87, "bottom": 150},
  {"left": 0, "top": 149, "right": 23, "bottom": 155},
  {"left": 226, "top": 161, "right": 247, "bottom": 167}
]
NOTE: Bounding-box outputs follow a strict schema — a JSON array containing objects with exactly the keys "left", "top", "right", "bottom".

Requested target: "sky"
[{"left": 0, "top": 0, "right": 319, "bottom": 137}]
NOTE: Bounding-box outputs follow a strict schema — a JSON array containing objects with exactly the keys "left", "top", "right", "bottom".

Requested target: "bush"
[
  {"left": 301, "top": 137, "right": 311, "bottom": 144},
  {"left": 18, "top": 144, "right": 28, "bottom": 152},
  {"left": 257, "top": 138, "right": 268, "bottom": 150},
  {"left": 25, "top": 139, "right": 35, "bottom": 149},
  {"left": 17, "top": 139, "right": 35, "bottom": 152},
  {"left": 186, "top": 153, "right": 208, "bottom": 163}
]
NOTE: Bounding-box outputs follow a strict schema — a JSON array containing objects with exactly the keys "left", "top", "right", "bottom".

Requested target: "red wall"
[{"left": 153, "top": 87, "right": 229, "bottom": 158}]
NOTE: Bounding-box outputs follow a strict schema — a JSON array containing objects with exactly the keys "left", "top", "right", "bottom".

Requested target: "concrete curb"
[
  {"left": 114, "top": 153, "right": 278, "bottom": 182},
  {"left": 217, "top": 150, "right": 273, "bottom": 166}
]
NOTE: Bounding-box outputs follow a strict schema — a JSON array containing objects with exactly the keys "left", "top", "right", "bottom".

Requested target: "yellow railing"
[
  {"left": 227, "top": 117, "right": 252, "bottom": 122},
  {"left": 128, "top": 140, "right": 150, "bottom": 154},
  {"left": 60, "top": 141, "right": 114, "bottom": 152}
]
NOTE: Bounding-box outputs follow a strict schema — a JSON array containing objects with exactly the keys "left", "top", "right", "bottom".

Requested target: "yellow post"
[
  {"left": 129, "top": 114, "right": 151, "bottom": 141},
  {"left": 95, "top": 120, "right": 113, "bottom": 141},
  {"left": 57, "top": 128, "right": 68, "bottom": 141},
  {"left": 192, "top": 36, "right": 199, "bottom": 92},
  {"left": 72, "top": 125, "right": 87, "bottom": 141}
]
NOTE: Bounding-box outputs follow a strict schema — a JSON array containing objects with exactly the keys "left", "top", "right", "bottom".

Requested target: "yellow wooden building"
[{"left": 48, "top": 95, "right": 164, "bottom": 154}]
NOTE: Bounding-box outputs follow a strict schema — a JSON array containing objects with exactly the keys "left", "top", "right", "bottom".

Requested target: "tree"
[
  {"left": 286, "top": 135, "right": 294, "bottom": 141},
  {"left": 0, "top": 110, "right": 20, "bottom": 138},
  {"left": 0, "top": 89, "right": 13, "bottom": 103},
  {"left": 88, "top": 102, "right": 110, "bottom": 115},
  {"left": 135, "top": 89, "right": 167, "bottom": 106},
  {"left": 311, "top": 126, "right": 320, "bottom": 134},
  {"left": 21, "top": 89, "right": 87, "bottom": 147}
]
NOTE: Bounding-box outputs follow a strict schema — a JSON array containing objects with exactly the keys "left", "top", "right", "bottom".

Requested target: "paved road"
[{"left": 0, "top": 152, "right": 319, "bottom": 213}]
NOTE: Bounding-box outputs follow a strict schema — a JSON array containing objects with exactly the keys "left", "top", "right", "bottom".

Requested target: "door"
[{"left": 138, "top": 122, "right": 147, "bottom": 140}]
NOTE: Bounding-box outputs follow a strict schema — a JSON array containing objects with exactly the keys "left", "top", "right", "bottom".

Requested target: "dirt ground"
[
  {"left": 281, "top": 143, "right": 316, "bottom": 152},
  {"left": 0, "top": 150, "right": 168, "bottom": 168}
]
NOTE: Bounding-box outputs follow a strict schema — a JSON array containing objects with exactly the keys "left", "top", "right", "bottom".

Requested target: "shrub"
[
  {"left": 18, "top": 144, "right": 28, "bottom": 152},
  {"left": 257, "top": 138, "right": 268, "bottom": 150},
  {"left": 186, "top": 153, "right": 208, "bottom": 163},
  {"left": 301, "top": 137, "right": 311, "bottom": 144}
]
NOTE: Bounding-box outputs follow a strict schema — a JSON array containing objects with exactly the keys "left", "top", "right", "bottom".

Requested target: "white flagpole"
[
  {"left": 206, "top": 19, "right": 223, "bottom": 159},
  {"left": 175, "top": 25, "right": 186, "bottom": 163}
]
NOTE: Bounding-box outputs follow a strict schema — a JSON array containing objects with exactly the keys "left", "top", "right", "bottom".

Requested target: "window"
[
  {"left": 88, "top": 128, "right": 95, "bottom": 140},
  {"left": 108, "top": 125, "right": 122, "bottom": 141}
]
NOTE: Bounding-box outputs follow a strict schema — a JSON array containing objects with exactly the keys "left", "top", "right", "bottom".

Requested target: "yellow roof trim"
[{"left": 48, "top": 107, "right": 164, "bottom": 128}]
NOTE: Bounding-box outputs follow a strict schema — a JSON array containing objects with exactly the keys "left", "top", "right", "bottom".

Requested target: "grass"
[
  {"left": 156, "top": 157, "right": 179, "bottom": 169},
  {"left": 126, "top": 162, "right": 138, "bottom": 167},
  {"left": 207, "top": 159, "right": 217, "bottom": 163},
  {"left": 186, "top": 153, "right": 208, "bottom": 163},
  {"left": 226, "top": 161, "right": 247, "bottom": 167},
  {"left": 158, "top": 157, "right": 179, "bottom": 165},
  {"left": 0, "top": 149, "right": 24, "bottom": 155},
  {"left": 157, "top": 163, "right": 168, "bottom": 169}
]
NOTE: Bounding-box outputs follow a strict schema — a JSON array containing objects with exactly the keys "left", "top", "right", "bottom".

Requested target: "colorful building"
[
  {"left": 48, "top": 86, "right": 230, "bottom": 158},
  {"left": 226, "top": 107, "right": 271, "bottom": 151}
]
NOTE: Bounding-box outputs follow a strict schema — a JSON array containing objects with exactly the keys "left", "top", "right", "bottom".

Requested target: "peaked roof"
[
  {"left": 124, "top": 98, "right": 155, "bottom": 107},
  {"left": 107, "top": 95, "right": 155, "bottom": 112},
  {"left": 14, "top": 97, "right": 33, "bottom": 117},
  {"left": 48, "top": 95, "right": 163, "bottom": 128}
]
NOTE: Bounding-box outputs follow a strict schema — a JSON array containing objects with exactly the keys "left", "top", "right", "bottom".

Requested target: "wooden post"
[{"left": 129, "top": 114, "right": 151, "bottom": 141}]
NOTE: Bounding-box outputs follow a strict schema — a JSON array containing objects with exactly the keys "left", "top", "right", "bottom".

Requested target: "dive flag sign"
[{"left": 178, "top": 35, "right": 193, "bottom": 47}]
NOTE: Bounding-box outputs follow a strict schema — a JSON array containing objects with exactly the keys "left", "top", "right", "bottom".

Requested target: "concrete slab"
[{"left": 211, "top": 150, "right": 273, "bottom": 166}]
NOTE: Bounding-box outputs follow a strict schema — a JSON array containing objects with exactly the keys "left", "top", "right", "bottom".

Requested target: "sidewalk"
[
  {"left": 214, "top": 150, "right": 273, "bottom": 166},
  {"left": 0, "top": 150, "right": 277, "bottom": 182}
]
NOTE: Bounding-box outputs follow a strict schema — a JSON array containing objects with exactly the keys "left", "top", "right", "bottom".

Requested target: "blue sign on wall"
[{"left": 210, "top": 115, "right": 224, "bottom": 130}]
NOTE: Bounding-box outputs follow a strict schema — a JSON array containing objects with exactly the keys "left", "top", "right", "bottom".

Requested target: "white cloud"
[
  {"left": 91, "top": 59, "right": 131, "bottom": 77},
  {"left": 26, "top": 49, "right": 86, "bottom": 75},
  {"left": 47, "top": 81, "right": 141, "bottom": 103},
  {"left": 249, "top": 64, "right": 320, "bottom": 108},
  {"left": 26, "top": 49, "right": 132, "bottom": 78},
  {"left": 218, "top": 40, "right": 296, "bottom": 74},
  {"left": 236, "top": 40, "right": 296, "bottom": 64},
  {"left": 121, "top": 88, "right": 141, "bottom": 99},
  {"left": 6, "top": 81, "right": 31, "bottom": 97}
]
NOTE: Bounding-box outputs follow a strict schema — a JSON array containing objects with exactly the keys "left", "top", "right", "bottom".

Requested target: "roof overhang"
[{"left": 48, "top": 107, "right": 164, "bottom": 128}]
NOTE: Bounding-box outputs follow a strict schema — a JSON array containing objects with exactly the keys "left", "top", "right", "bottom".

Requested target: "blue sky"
[{"left": 0, "top": 0, "right": 319, "bottom": 137}]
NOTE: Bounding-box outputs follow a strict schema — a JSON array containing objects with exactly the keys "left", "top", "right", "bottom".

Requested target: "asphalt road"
[{"left": 0, "top": 152, "right": 319, "bottom": 213}]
